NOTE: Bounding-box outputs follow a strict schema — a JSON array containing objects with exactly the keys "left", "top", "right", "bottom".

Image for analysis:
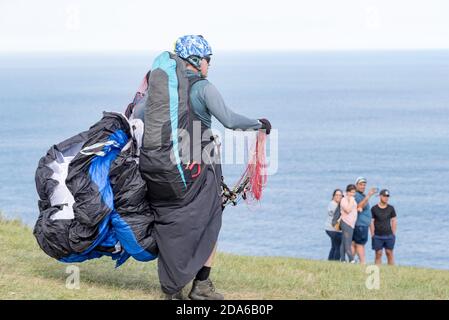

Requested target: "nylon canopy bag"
[{"left": 34, "top": 112, "right": 158, "bottom": 266}]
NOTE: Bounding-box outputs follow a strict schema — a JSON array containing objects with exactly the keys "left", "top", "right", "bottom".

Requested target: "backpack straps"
[{"left": 188, "top": 75, "right": 207, "bottom": 89}]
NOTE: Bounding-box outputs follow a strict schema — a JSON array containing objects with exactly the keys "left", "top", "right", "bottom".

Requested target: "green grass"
[{"left": 1, "top": 215, "right": 448, "bottom": 300}]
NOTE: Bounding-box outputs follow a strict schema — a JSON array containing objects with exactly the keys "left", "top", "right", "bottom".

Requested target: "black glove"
[{"left": 258, "top": 118, "right": 271, "bottom": 135}]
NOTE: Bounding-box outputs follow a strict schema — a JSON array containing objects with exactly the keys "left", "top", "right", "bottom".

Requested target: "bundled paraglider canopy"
[{"left": 34, "top": 112, "right": 158, "bottom": 266}]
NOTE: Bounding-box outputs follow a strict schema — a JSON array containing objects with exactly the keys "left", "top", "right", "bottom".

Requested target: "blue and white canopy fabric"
[{"left": 34, "top": 112, "right": 157, "bottom": 266}]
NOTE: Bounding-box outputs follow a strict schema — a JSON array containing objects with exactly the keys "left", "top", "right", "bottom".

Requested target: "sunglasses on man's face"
[{"left": 203, "top": 56, "right": 211, "bottom": 64}]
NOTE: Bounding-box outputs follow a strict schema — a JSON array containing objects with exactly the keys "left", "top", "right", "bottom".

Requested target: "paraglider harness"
[
  {"left": 127, "top": 65, "right": 266, "bottom": 209},
  {"left": 125, "top": 71, "right": 248, "bottom": 207}
]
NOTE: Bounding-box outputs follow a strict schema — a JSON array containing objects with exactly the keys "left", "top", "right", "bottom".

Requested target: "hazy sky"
[{"left": 1, "top": 0, "right": 449, "bottom": 52}]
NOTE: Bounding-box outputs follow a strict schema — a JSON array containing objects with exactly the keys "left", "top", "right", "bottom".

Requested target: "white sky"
[{"left": 1, "top": 0, "right": 449, "bottom": 52}]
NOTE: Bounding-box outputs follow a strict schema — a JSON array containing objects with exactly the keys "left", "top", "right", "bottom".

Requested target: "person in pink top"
[{"left": 339, "top": 184, "right": 358, "bottom": 262}]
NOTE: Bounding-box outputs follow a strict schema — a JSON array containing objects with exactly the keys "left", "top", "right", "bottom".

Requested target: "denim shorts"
[
  {"left": 353, "top": 225, "right": 369, "bottom": 245},
  {"left": 372, "top": 234, "right": 396, "bottom": 251}
]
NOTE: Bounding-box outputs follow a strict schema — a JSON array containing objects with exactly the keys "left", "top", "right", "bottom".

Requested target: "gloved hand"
[{"left": 258, "top": 118, "right": 272, "bottom": 135}]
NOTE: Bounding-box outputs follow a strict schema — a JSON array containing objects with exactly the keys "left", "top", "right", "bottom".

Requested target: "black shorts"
[
  {"left": 353, "top": 226, "right": 369, "bottom": 245},
  {"left": 372, "top": 234, "right": 396, "bottom": 251}
]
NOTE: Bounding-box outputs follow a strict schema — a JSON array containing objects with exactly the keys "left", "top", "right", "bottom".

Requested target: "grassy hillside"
[{"left": 1, "top": 216, "right": 448, "bottom": 300}]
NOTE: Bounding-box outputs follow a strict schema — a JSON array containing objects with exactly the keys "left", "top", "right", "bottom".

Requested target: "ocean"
[{"left": 1, "top": 50, "right": 448, "bottom": 270}]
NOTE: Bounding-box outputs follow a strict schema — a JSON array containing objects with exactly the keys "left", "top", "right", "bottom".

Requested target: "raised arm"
[
  {"left": 340, "top": 198, "right": 352, "bottom": 215},
  {"left": 357, "top": 188, "right": 377, "bottom": 212},
  {"left": 203, "top": 82, "right": 262, "bottom": 130}
]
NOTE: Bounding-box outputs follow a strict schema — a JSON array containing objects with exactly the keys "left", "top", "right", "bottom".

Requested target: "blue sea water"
[{"left": 1, "top": 51, "right": 448, "bottom": 270}]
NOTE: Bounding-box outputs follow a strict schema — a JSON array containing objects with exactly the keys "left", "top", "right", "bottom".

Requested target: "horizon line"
[{"left": 1, "top": 47, "right": 449, "bottom": 55}]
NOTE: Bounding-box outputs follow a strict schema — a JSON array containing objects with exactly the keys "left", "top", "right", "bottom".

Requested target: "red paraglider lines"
[{"left": 235, "top": 131, "right": 268, "bottom": 202}]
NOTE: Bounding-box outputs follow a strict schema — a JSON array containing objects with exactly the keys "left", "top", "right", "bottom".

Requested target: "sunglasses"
[{"left": 203, "top": 56, "right": 211, "bottom": 64}]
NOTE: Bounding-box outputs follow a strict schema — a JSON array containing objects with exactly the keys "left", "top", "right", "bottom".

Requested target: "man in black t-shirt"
[{"left": 370, "top": 189, "right": 397, "bottom": 265}]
